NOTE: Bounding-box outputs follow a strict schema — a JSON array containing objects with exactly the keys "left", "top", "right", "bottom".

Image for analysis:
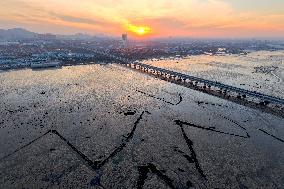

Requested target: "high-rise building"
[{"left": 122, "top": 34, "right": 128, "bottom": 48}]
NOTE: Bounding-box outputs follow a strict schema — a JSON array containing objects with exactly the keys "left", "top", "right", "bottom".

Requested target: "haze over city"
[{"left": 1, "top": 0, "right": 284, "bottom": 38}]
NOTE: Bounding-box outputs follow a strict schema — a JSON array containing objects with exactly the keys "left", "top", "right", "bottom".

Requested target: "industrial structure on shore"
[{"left": 31, "top": 61, "right": 61, "bottom": 69}]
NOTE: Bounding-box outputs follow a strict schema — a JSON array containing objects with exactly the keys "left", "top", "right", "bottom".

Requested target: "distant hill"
[
  {"left": 0, "top": 28, "right": 37, "bottom": 40},
  {"left": 57, "top": 33, "right": 95, "bottom": 40},
  {"left": 57, "top": 33, "right": 114, "bottom": 40},
  {"left": 0, "top": 28, "right": 115, "bottom": 41}
]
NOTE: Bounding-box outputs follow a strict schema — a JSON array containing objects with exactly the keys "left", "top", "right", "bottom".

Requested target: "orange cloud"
[{"left": 0, "top": 0, "right": 284, "bottom": 38}]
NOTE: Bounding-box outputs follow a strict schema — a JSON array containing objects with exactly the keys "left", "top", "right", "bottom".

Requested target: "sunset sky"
[{"left": 0, "top": 0, "right": 284, "bottom": 38}]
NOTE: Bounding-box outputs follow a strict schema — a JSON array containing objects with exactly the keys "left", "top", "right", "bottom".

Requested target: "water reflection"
[{"left": 144, "top": 50, "right": 284, "bottom": 98}]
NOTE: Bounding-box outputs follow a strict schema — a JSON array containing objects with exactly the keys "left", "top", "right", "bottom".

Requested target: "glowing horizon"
[
  {"left": 0, "top": 0, "right": 284, "bottom": 38},
  {"left": 126, "top": 23, "right": 152, "bottom": 37}
]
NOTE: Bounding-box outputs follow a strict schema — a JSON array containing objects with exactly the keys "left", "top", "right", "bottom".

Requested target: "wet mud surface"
[
  {"left": 144, "top": 50, "right": 284, "bottom": 98},
  {"left": 0, "top": 64, "right": 283, "bottom": 188}
]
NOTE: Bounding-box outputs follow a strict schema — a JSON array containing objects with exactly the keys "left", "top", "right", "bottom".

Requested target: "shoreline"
[
  {"left": 1, "top": 61, "right": 283, "bottom": 118},
  {"left": 120, "top": 63, "right": 284, "bottom": 118}
]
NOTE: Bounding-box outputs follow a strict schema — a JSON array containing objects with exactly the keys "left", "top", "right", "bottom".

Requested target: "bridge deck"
[
  {"left": 133, "top": 62, "right": 284, "bottom": 105},
  {"left": 91, "top": 50, "right": 284, "bottom": 105}
]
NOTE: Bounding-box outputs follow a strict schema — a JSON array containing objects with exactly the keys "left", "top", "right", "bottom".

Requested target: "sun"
[
  {"left": 136, "top": 28, "right": 146, "bottom": 35},
  {"left": 127, "top": 24, "right": 151, "bottom": 36}
]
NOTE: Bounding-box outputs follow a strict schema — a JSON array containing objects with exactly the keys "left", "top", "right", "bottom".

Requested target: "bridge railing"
[
  {"left": 91, "top": 49, "right": 284, "bottom": 105},
  {"left": 135, "top": 63, "right": 284, "bottom": 104}
]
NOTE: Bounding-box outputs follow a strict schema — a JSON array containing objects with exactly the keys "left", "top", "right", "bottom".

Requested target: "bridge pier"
[
  {"left": 259, "top": 101, "right": 270, "bottom": 106},
  {"left": 237, "top": 94, "right": 242, "bottom": 99},
  {"left": 91, "top": 50, "right": 284, "bottom": 106}
]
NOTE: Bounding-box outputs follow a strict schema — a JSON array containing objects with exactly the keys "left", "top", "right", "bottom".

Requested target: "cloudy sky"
[{"left": 0, "top": 0, "right": 284, "bottom": 38}]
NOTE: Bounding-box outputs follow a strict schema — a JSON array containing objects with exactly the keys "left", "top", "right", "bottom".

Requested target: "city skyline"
[{"left": 1, "top": 0, "right": 284, "bottom": 38}]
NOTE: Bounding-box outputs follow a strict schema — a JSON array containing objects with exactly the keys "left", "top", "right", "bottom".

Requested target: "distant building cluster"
[{"left": 1, "top": 28, "right": 283, "bottom": 70}]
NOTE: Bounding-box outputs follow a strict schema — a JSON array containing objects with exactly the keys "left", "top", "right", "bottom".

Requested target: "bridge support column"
[
  {"left": 237, "top": 94, "right": 242, "bottom": 99},
  {"left": 259, "top": 101, "right": 270, "bottom": 106}
]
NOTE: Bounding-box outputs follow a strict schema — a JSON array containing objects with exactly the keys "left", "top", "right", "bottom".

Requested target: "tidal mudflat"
[
  {"left": 0, "top": 63, "right": 283, "bottom": 188},
  {"left": 144, "top": 50, "right": 284, "bottom": 98}
]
